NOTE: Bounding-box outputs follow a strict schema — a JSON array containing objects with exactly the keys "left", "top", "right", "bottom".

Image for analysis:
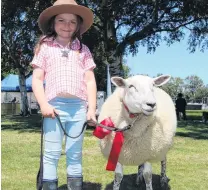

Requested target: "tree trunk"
[
  {"left": 108, "top": 50, "right": 124, "bottom": 77},
  {"left": 105, "top": 18, "right": 124, "bottom": 91},
  {"left": 107, "top": 51, "right": 124, "bottom": 92},
  {"left": 18, "top": 69, "right": 29, "bottom": 116}
]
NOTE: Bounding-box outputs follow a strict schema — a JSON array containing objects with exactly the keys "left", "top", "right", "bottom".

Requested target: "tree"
[
  {"left": 2, "top": 0, "right": 208, "bottom": 96},
  {"left": 1, "top": 0, "right": 51, "bottom": 116},
  {"left": 86, "top": 0, "right": 208, "bottom": 74},
  {"left": 184, "top": 75, "right": 205, "bottom": 101},
  {"left": 80, "top": 0, "right": 208, "bottom": 90},
  {"left": 194, "top": 86, "right": 208, "bottom": 100},
  {"left": 161, "top": 77, "right": 184, "bottom": 99},
  {"left": 122, "top": 64, "right": 131, "bottom": 79},
  {"left": 161, "top": 75, "right": 208, "bottom": 102},
  {"left": 2, "top": 1, "right": 34, "bottom": 115}
]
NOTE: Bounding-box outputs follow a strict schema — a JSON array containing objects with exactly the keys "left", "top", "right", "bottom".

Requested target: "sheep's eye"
[
  {"left": 129, "top": 85, "right": 138, "bottom": 91},
  {"left": 129, "top": 85, "right": 134, "bottom": 88}
]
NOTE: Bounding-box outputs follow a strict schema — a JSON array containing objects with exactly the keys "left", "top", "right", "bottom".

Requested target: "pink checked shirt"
[{"left": 31, "top": 38, "right": 96, "bottom": 101}]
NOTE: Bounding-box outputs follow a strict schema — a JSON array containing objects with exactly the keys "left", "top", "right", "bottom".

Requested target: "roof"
[{"left": 1, "top": 74, "right": 32, "bottom": 92}]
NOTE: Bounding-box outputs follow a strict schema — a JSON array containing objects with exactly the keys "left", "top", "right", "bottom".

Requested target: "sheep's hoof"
[
  {"left": 113, "top": 173, "right": 123, "bottom": 190},
  {"left": 160, "top": 175, "right": 170, "bottom": 190},
  {"left": 146, "top": 184, "right": 153, "bottom": 190},
  {"left": 135, "top": 174, "right": 144, "bottom": 187},
  {"left": 113, "top": 180, "right": 121, "bottom": 190}
]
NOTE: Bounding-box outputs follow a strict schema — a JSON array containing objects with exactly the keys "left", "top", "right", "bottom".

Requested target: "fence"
[
  {"left": 1, "top": 91, "right": 107, "bottom": 115},
  {"left": 1, "top": 103, "right": 21, "bottom": 115},
  {"left": 1, "top": 92, "right": 38, "bottom": 115},
  {"left": 186, "top": 97, "right": 208, "bottom": 111}
]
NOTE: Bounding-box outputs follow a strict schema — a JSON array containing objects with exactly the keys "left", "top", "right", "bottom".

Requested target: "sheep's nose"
[{"left": 147, "top": 103, "right": 156, "bottom": 108}]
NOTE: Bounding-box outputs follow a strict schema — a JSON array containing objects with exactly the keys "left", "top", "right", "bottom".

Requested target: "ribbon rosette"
[{"left": 93, "top": 117, "right": 124, "bottom": 171}]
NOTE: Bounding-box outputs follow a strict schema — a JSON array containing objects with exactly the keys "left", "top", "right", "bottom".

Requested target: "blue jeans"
[{"left": 43, "top": 97, "right": 87, "bottom": 181}]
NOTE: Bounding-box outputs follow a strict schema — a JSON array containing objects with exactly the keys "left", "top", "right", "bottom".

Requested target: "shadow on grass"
[
  {"left": 186, "top": 115, "right": 203, "bottom": 121},
  {"left": 105, "top": 173, "right": 170, "bottom": 190},
  {"left": 1, "top": 114, "right": 95, "bottom": 135},
  {"left": 1, "top": 114, "right": 42, "bottom": 133},
  {"left": 176, "top": 121, "right": 208, "bottom": 140},
  {"left": 58, "top": 182, "right": 102, "bottom": 190},
  {"left": 58, "top": 174, "right": 170, "bottom": 190},
  {"left": 2, "top": 115, "right": 208, "bottom": 141}
]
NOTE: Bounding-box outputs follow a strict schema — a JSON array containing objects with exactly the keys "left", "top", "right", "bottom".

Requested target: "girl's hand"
[
  {"left": 40, "top": 103, "right": 58, "bottom": 119},
  {"left": 87, "top": 109, "right": 97, "bottom": 126}
]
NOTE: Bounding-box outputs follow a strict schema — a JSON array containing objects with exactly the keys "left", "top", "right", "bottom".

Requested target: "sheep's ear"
[
  {"left": 153, "top": 75, "right": 171, "bottom": 86},
  {"left": 111, "top": 77, "right": 127, "bottom": 87}
]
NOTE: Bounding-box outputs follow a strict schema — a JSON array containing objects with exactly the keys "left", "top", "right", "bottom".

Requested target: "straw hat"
[{"left": 38, "top": 0, "right": 94, "bottom": 34}]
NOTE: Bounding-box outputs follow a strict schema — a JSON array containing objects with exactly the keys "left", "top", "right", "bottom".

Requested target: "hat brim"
[{"left": 38, "top": 4, "right": 93, "bottom": 34}]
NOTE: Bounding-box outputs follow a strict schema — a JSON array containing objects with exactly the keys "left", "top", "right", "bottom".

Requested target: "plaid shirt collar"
[{"left": 43, "top": 37, "right": 80, "bottom": 50}]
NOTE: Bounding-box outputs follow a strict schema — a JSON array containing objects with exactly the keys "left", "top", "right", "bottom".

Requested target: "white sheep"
[{"left": 97, "top": 75, "right": 177, "bottom": 190}]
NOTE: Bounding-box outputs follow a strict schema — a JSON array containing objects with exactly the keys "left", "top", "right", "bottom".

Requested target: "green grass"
[
  {"left": 186, "top": 110, "right": 207, "bottom": 120},
  {"left": 1, "top": 114, "right": 208, "bottom": 190}
]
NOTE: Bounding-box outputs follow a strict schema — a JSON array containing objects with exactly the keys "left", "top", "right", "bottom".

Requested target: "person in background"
[
  {"left": 176, "top": 93, "right": 187, "bottom": 120},
  {"left": 11, "top": 97, "right": 16, "bottom": 115},
  {"left": 11, "top": 97, "right": 16, "bottom": 103}
]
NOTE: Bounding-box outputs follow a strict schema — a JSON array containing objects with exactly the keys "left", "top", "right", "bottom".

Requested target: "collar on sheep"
[
  {"left": 93, "top": 114, "right": 140, "bottom": 171},
  {"left": 122, "top": 101, "right": 138, "bottom": 118}
]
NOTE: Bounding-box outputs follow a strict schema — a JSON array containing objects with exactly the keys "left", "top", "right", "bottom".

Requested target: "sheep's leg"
[
  {"left": 143, "top": 162, "right": 153, "bottom": 190},
  {"left": 135, "top": 164, "right": 144, "bottom": 186},
  {"left": 160, "top": 158, "right": 169, "bottom": 190},
  {"left": 113, "top": 162, "right": 123, "bottom": 190}
]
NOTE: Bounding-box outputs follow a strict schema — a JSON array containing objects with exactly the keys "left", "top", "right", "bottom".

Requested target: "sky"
[{"left": 126, "top": 38, "right": 208, "bottom": 85}]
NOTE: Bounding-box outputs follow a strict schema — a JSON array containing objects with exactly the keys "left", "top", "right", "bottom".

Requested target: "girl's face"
[{"left": 54, "top": 13, "right": 78, "bottom": 41}]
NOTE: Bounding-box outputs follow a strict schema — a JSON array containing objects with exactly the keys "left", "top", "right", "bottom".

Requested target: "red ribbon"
[{"left": 93, "top": 117, "right": 124, "bottom": 171}]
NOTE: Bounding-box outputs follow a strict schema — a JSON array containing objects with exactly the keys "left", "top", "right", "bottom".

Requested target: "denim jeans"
[{"left": 43, "top": 97, "right": 87, "bottom": 181}]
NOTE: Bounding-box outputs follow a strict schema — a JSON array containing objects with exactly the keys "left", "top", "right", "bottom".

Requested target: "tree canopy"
[
  {"left": 161, "top": 75, "right": 208, "bottom": 101},
  {"left": 2, "top": 0, "right": 208, "bottom": 88},
  {"left": 84, "top": 0, "right": 208, "bottom": 77}
]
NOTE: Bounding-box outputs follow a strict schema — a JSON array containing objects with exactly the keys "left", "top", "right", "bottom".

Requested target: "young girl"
[{"left": 31, "top": 0, "right": 96, "bottom": 189}]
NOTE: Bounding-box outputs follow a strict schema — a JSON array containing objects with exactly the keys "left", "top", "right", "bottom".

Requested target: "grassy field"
[
  {"left": 1, "top": 113, "right": 208, "bottom": 190},
  {"left": 186, "top": 110, "right": 207, "bottom": 121}
]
